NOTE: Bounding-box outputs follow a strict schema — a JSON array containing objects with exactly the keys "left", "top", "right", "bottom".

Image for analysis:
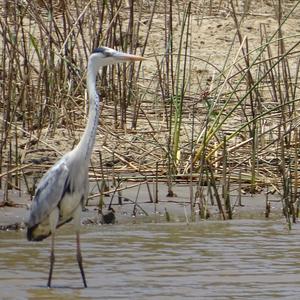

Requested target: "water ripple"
[{"left": 1, "top": 220, "right": 300, "bottom": 299}]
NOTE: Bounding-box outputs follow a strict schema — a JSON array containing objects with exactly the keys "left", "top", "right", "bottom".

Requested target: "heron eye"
[{"left": 103, "top": 51, "right": 113, "bottom": 57}]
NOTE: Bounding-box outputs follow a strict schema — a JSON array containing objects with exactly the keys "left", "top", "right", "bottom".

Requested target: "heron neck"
[{"left": 77, "top": 63, "right": 101, "bottom": 161}]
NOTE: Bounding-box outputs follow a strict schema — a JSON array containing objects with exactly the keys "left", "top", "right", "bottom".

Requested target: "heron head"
[{"left": 89, "top": 46, "right": 145, "bottom": 70}]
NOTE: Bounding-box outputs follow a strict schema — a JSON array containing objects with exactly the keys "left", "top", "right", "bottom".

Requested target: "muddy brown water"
[{"left": 1, "top": 219, "right": 300, "bottom": 300}]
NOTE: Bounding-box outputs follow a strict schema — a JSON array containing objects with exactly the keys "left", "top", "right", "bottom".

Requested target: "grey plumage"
[
  {"left": 27, "top": 153, "right": 88, "bottom": 241},
  {"left": 26, "top": 47, "right": 144, "bottom": 288}
]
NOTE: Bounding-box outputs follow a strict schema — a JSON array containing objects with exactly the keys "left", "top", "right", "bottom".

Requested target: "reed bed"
[{"left": 1, "top": 0, "right": 300, "bottom": 224}]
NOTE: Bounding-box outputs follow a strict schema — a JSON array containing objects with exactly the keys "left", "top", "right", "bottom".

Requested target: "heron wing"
[{"left": 27, "top": 159, "right": 70, "bottom": 228}]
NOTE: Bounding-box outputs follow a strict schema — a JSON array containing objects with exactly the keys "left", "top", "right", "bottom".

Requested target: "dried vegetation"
[{"left": 1, "top": 0, "right": 300, "bottom": 224}]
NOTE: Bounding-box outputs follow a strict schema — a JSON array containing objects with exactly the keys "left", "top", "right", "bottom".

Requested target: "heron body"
[
  {"left": 26, "top": 151, "right": 89, "bottom": 241},
  {"left": 26, "top": 47, "right": 144, "bottom": 288}
]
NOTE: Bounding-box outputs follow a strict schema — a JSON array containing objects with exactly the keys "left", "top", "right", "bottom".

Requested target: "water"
[{"left": 1, "top": 219, "right": 300, "bottom": 300}]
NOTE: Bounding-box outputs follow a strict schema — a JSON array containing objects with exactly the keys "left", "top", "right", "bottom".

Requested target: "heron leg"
[
  {"left": 47, "top": 233, "right": 55, "bottom": 288},
  {"left": 76, "top": 231, "right": 87, "bottom": 288},
  {"left": 74, "top": 205, "right": 87, "bottom": 288},
  {"left": 47, "top": 208, "right": 59, "bottom": 288}
]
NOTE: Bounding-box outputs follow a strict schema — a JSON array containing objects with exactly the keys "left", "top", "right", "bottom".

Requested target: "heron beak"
[{"left": 112, "top": 51, "right": 145, "bottom": 62}]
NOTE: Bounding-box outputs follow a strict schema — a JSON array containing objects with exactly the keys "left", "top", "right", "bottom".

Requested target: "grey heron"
[{"left": 26, "top": 47, "right": 144, "bottom": 288}]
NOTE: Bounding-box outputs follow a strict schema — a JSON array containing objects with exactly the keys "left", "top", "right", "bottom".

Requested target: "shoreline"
[{"left": 0, "top": 183, "right": 285, "bottom": 231}]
